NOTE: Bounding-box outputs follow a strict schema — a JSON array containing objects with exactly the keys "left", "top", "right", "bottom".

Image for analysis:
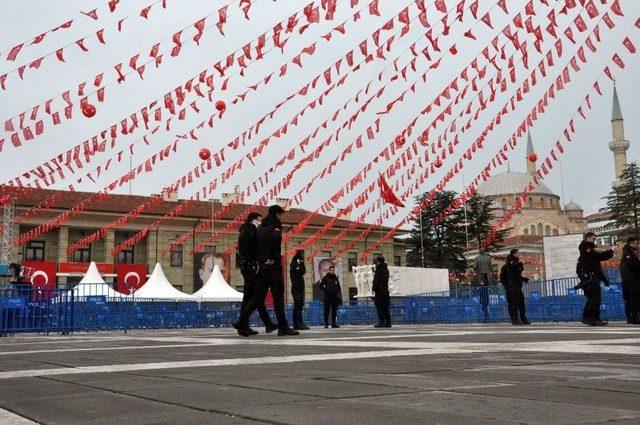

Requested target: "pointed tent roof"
[
  {"left": 134, "top": 263, "right": 192, "bottom": 300},
  {"left": 192, "top": 265, "right": 243, "bottom": 302},
  {"left": 71, "top": 262, "right": 130, "bottom": 298},
  {"left": 526, "top": 131, "right": 535, "bottom": 155},
  {"left": 612, "top": 84, "right": 623, "bottom": 121}
]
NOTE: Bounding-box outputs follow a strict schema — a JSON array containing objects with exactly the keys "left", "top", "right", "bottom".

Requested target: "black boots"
[
  {"left": 293, "top": 324, "right": 310, "bottom": 330},
  {"left": 277, "top": 328, "right": 300, "bottom": 336},
  {"left": 265, "top": 324, "right": 278, "bottom": 333}
]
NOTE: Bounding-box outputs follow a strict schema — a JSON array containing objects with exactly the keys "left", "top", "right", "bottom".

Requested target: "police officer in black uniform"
[
  {"left": 233, "top": 212, "right": 278, "bottom": 337},
  {"left": 319, "top": 265, "right": 342, "bottom": 328},
  {"left": 619, "top": 236, "right": 640, "bottom": 324},
  {"left": 256, "top": 205, "right": 298, "bottom": 336},
  {"left": 290, "top": 251, "right": 309, "bottom": 330},
  {"left": 505, "top": 249, "right": 530, "bottom": 325},
  {"left": 577, "top": 232, "right": 615, "bottom": 326},
  {"left": 372, "top": 256, "right": 391, "bottom": 328}
]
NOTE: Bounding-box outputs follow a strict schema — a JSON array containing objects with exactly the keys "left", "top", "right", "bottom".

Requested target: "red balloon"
[
  {"left": 215, "top": 100, "right": 226, "bottom": 111},
  {"left": 528, "top": 153, "right": 538, "bottom": 162},
  {"left": 82, "top": 103, "right": 96, "bottom": 118},
  {"left": 394, "top": 135, "right": 405, "bottom": 147},
  {"left": 199, "top": 148, "right": 211, "bottom": 161},
  {"left": 434, "top": 158, "right": 443, "bottom": 168}
]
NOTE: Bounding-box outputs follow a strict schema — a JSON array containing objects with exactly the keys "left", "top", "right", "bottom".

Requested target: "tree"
[
  {"left": 406, "top": 191, "right": 467, "bottom": 273},
  {"left": 466, "top": 195, "right": 508, "bottom": 250},
  {"left": 603, "top": 161, "right": 640, "bottom": 237}
]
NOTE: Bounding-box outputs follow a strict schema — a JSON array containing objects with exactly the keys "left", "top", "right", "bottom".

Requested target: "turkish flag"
[
  {"left": 116, "top": 264, "right": 147, "bottom": 294},
  {"left": 378, "top": 173, "right": 404, "bottom": 207},
  {"left": 22, "top": 261, "right": 57, "bottom": 300}
]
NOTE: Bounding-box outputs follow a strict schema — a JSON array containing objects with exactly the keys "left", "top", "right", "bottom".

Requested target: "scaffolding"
[{"left": 1, "top": 198, "right": 15, "bottom": 265}]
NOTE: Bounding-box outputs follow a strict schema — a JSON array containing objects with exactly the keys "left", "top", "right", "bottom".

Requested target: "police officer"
[
  {"left": 619, "top": 237, "right": 640, "bottom": 324},
  {"left": 256, "top": 205, "right": 299, "bottom": 336},
  {"left": 505, "top": 249, "right": 530, "bottom": 325},
  {"left": 577, "top": 232, "right": 615, "bottom": 326},
  {"left": 233, "top": 212, "right": 278, "bottom": 337},
  {"left": 319, "top": 265, "right": 342, "bottom": 328},
  {"left": 290, "top": 251, "right": 309, "bottom": 330},
  {"left": 372, "top": 256, "right": 391, "bottom": 328}
]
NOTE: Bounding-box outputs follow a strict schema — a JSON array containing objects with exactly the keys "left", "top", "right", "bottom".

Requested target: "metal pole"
[
  {"left": 211, "top": 197, "right": 215, "bottom": 252},
  {"left": 559, "top": 161, "right": 568, "bottom": 233},
  {"left": 419, "top": 208, "right": 425, "bottom": 268},
  {"left": 129, "top": 155, "right": 132, "bottom": 195}
]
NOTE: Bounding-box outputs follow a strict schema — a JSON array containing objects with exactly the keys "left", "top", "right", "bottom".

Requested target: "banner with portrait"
[
  {"left": 193, "top": 252, "right": 231, "bottom": 292},
  {"left": 312, "top": 257, "right": 343, "bottom": 301}
]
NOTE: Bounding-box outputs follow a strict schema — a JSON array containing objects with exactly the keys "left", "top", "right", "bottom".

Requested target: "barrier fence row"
[{"left": 0, "top": 274, "right": 628, "bottom": 335}]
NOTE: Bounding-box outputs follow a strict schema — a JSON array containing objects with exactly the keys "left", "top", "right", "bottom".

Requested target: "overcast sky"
[{"left": 1, "top": 0, "right": 639, "bottom": 228}]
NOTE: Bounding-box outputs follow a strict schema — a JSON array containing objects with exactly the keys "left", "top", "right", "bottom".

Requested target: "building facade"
[{"left": 8, "top": 188, "right": 406, "bottom": 302}]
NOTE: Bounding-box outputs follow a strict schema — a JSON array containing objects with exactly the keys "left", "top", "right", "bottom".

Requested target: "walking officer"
[{"left": 576, "top": 232, "right": 615, "bottom": 326}]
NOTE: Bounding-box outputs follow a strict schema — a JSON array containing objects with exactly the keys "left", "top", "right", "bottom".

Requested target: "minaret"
[
  {"left": 526, "top": 131, "right": 536, "bottom": 175},
  {"left": 609, "top": 83, "right": 629, "bottom": 180}
]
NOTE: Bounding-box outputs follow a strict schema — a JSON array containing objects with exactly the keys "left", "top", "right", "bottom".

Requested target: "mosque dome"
[
  {"left": 564, "top": 201, "right": 583, "bottom": 212},
  {"left": 476, "top": 171, "right": 556, "bottom": 198}
]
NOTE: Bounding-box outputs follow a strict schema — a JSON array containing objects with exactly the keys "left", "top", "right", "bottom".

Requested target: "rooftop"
[{"left": 476, "top": 171, "right": 555, "bottom": 198}]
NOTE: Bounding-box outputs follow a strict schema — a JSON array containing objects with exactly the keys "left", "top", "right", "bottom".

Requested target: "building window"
[
  {"left": 537, "top": 223, "right": 543, "bottom": 236},
  {"left": 25, "top": 241, "right": 45, "bottom": 262},
  {"left": 501, "top": 198, "right": 507, "bottom": 210},
  {"left": 235, "top": 253, "right": 242, "bottom": 269},
  {"left": 394, "top": 256, "right": 401, "bottom": 266},
  {"left": 348, "top": 252, "right": 358, "bottom": 272},
  {"left": 170, "top": 244, "right": 183, "bottom": 267},
  {"left": 545, "top": 225, "right": 551, "bottom": 236},
  {"left": 528, "top": 198, "right": 533, "bottom": 209},
  {"left": 530, "top": 225, "right": 536, "bottom": 235},
  {"left": 73, "top": 246, "right": 91, "bottom": 263},
  {"left": 116, "top": 247, "right": 134, "bottom": 264},
  {"left": 540, "top": 197, "right": 544, "bottom": 208},
  {"left": 523, "top": 228, "right": 529, "bottom": 236}
]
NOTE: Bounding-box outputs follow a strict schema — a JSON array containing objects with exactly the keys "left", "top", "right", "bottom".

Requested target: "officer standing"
[
  {"left": 290, "top": 251, "right": 309, "bottom": 330},
  {"left": 577, "top": 232, "right": 615, "bottom": 326},
  {"left": 319, "top": 265, "right": 342, "bottom": 328},
  {"left": 505, "top": 249, "right": 530, "bottom": 325},
  {"left": 372, "top": 256, "right": 391, "bottom": 328},
  {"left": 474, "top": 249, "right": 494, "bottom": 321},
  {"left": 233, "top": 212, "right": 278, "bottom": 337},
  {"left": 619, "top": 237, "right": 640, "bottom": 324}
]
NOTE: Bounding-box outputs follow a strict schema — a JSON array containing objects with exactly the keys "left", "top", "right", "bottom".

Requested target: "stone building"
[{"left": 8, "top": 188, "right": 406, "bottom": 302}]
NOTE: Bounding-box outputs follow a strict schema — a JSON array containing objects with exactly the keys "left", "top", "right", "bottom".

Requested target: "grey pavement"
[{"left": 2, "top": 323, "right": 640, "bottom": 424}]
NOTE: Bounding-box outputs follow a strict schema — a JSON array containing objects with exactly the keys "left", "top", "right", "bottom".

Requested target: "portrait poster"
[
  {"left": 193, "top": 252, "right": 231, "bottom": 292},
  {"left": 312, "top": 257, "right": 342, "bottom": 301}
]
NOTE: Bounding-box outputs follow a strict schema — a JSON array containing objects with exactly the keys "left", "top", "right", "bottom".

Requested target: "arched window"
[
  {"left": 540, "top": 197, "right": 544, "bottom": 208},
  {"left": 528, "top": 198, "right": 533, "bottom": 208},
  {"left": 545, "top": 225, "right": 551, "bottom": 236},
  {"left": 501, "top": 198, "right": 507, "bottom": 210},
  {"left": 553, "top": 229, "right": 559, "bottom": 236},
  {"left": 537, "top": 223, "right": 543, "bottom": 235},
  {"left": 523, "top": 228, "right": 529, "bottom": 236},
  {"left": 530, "top": 225, "right": 536, "bottom": 235}
]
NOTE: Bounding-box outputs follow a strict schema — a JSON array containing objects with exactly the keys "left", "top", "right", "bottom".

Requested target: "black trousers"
[
  {"left": 291, "top": 280, "right": 305, "bottom": 327},
  {"left": 626, "top": 292, "right": 640, "bottom": 324},
  {"left": 478, "top": 285, "right": 489, "bottom": 319},
  {"left": 239, "top": 266, "right": 273, "bottom": 327},
  {"left": 240, "top": 264, "right": 289, "bottom": 330},
  {"left": 582, "top": 276, "right": 602, "bottom": 322},
  {"left": 375, "top": 293, "right": 391, "bottom": 325},
  {"left": 508, "top": 285, "right": 527, "bottom": 322},
  {"left": 323, "top": 296, "right": 340, "bottom": 326}
]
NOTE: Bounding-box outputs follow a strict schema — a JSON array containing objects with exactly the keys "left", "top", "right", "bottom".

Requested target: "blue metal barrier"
[{"left": 0, "top": 278, "right": 629, "bottom": 335}]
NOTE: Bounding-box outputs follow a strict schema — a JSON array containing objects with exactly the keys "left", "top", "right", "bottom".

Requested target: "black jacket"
[
  {"left": 289, "top": 255, "right": 306, "bottom": 282},
  {"left": 320, "top": 273, "right": 341, "bottom": 299},
  {"left": 505, "top": 256, "right": 527, "bottom": 288},
  {"left": 256, "top": 214, "right": 283, "bottom": 263},
  {"left": 577, "top": 240, "right": 613, "bottom": 284},
  {"left": 372, "top": 263, "right": 390, "bottom": 296},
  {"left": 620, "top": 245, "right": 640, "bottom": 296},
  {"left": 238, "top": 222, "right": 259, "bottom": 262}
]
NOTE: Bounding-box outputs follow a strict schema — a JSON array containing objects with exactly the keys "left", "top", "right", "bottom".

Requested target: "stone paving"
[{"left": 2, "top": 323, "right": 640, "bottom": 424}]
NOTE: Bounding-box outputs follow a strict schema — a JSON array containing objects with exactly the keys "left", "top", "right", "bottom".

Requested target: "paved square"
[{"left": 2, "top": 324, "right": 640, "bottom": 424}]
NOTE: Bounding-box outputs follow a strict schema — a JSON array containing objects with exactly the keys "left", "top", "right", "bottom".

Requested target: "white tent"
[
  {"left": 133, "top": 263, "right": 192, "bottom": 300},
  {"left": 70, "top": 262, "right": 129, "bottom": 299},
  {"left": 192, "top": 265, "right": 243, "bottom": 302}
]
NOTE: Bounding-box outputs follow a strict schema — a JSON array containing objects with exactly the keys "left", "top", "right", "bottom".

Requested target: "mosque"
[{"left": 470, "top": 85, "right": 630, "bottom": 279}]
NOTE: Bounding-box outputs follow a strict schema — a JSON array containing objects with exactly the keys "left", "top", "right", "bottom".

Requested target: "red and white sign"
[
  {"left": 21, "top": 261, "right": 57, "bottom": 300},
  {"left": 59, "top": 262, "right": 114, "bottom": 274},
  {"left": 116, "top": 264, "right": 147, "bottom": 294}
]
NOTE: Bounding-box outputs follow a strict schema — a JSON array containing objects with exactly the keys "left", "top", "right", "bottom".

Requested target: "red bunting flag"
[
  {"left": 623, "top": 37, "right": 636, "bottom": 53},
  {"left": 378, "top": 173, "right": 404, "bottom": 207}
]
